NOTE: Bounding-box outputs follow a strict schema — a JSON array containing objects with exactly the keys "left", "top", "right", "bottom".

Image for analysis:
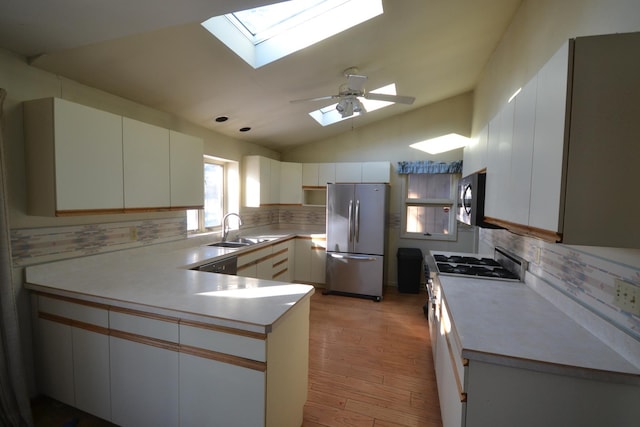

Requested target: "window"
[
  {"left": 201, "top": 0, "right": 383, "bottom": 68},
  {"left": 402, "top": 173, "right": 459, "bottom": 240},
  {"left": 188, "top": 157, "right": 240, "bottom": 234}
]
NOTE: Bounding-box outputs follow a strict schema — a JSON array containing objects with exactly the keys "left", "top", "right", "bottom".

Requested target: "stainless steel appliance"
[
  {"left": 429, "top": 246, "right": 527, "bottom": 282},
  {"left": 457, "top": 172, "right": 496, "bottom": 228},
  {"left": 194, "top": 256, "right": 237, "bottom": 275},
  {"left": 325, "top": 183, "right": 389, "bottom": 301}
]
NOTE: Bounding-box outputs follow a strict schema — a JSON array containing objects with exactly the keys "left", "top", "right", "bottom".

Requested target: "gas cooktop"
[{"left": 430, "top": 247, "right": 528, "bottom": 282}]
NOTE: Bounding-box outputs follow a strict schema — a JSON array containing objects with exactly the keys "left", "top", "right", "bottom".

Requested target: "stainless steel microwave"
[{"left": 456, "top": 172, "right": 495, "bottom": 228}]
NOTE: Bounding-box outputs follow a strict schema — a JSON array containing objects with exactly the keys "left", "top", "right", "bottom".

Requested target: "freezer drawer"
[{"left": 325, "top": 253, "right": 384, "bottom": 300}]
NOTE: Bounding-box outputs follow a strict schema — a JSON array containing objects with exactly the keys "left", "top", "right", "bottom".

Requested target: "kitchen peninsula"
[{"left": 24, "top": 234, "right": 315, "bottom": 427}]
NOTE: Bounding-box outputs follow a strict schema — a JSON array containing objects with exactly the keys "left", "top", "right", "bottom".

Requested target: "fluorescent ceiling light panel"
[
  {"left": 410, "top": 133, "right": 470, "bottom": 154},
  {"left": 309, "top": 83, "right": 397, "bottom": 126},
  {"left": 202, "top": 0, "right": 383, "bottom": 69}
]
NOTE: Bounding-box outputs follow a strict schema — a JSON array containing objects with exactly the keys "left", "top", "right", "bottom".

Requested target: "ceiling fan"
[{"left": 291, "top": 67, "right": 416, "bottom": 118}]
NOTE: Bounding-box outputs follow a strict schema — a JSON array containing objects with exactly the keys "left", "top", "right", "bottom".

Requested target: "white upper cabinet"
[
  {"left": 361, "top": 161, "right": 391, "bottom": 183},
  {"left": 334, "top": 162, "right": 362, "bottom": 183},
  {"left": 302, "top": 163, "right": 336, "bottom": 187},
  {"left": 484, "top": 110, "right": 503, "bottom": 219},
  {"left": 508, "top": 75, "right": 537, "bottom": 225},
  {"left": 244, "top": 155, "right": 274, "bottom": 207},
  {"left": 463, "top": 124, "right": 488, "bottom": 177},
  {"left": 24, "top": 97, "right": 204, "bottom": 215},
  {"left": 279, "top": 162, "right": 302, "bottom": 204},
  {"left": 529, "top": 42, "right": 569, "bottom": 233},
  {"left": 24, "top": 97, "right": 124, "bottom": 215},
  {"left": 483, "top": 33, "right": 640, "bottom": 247},
  {"left": 123, "top": 117, "right": 171, "bottom": 209},
  {"left": 318, "top": 163, "right": 336, "bottom": 185},
  {"left": 169, "top": 130, "right": 204, "bottom": 208}
]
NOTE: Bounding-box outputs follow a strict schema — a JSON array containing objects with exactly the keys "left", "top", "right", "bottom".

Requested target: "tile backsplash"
[
  {"left": 480, "top": 228, "right": 640, "bottom": 345},
  {"left": 11, "top": 217, "right": 187, "bottom": 267},
  {"left": 11, "top": 206, "right": 328, "bottom": 267}
]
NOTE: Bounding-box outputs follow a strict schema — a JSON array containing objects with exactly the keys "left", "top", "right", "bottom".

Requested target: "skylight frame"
[{"left": 201, "top": 0, "right": 383, "bottom": 69}]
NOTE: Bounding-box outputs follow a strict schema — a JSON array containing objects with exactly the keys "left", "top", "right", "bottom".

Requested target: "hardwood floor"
[
  {"left": 304, "top": 289, "right": 442, "bottom": 427},
  {"left": 31, "top": 288, "right": 441, "bottom": 427}
]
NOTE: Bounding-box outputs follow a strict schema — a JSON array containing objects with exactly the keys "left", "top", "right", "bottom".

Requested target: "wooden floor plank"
[{"left": 304, "top": 289, "right": 442, "bottom": 427}]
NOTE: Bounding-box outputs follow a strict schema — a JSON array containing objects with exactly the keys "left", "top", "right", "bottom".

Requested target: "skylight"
[
  {"left": 201, "top": 0, "right": 383, "bottom": 68},
  {"left": 309, "top": 84, "right": 398, "bottom": 126}
]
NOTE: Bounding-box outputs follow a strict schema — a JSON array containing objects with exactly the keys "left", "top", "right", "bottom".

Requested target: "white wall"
[{"left": 473, "top": 0, "right": 640, "bottom": 135}]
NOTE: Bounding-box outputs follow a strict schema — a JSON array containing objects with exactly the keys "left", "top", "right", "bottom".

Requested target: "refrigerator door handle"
[
  {"left": 328, "top": 253, "right": 377, "bottom": 261},
  {"left": 354, "top": 199, "right": 360, "bottom": 243},
  {"left": 348, "top": 199, "right": 354, "bottom": 243}
]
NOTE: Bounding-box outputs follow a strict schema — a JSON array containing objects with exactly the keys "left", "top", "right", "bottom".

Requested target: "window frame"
[
  {"left": 188, "top": 156, "right": 234, "bottom": 235},
  {"left": 400, "top": 173, "right": 460, "bottom": 241}
]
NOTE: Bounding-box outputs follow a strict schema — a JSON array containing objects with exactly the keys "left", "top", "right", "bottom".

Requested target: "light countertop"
[
  {"left": 25, "top": 231, "right": 321, "bottom": 333},
  {"left": 438, "top": 274, "right": 640, "bottom": 384}
]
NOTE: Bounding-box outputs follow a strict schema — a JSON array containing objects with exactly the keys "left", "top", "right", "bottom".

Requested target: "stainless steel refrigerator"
[{"left": 325, "top": 183, "right": 388, "bottom": 301}]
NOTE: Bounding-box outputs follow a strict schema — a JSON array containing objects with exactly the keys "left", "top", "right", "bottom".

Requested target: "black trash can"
[{"left": 396, "top": 248, "right": 423, "bottom": 293}]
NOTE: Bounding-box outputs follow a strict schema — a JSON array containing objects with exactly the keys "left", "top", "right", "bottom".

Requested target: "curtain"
[
  {"left": 0, "top": 89, "right": 33, "bottom": 426},
  {"left": 396, "top": 160, "right": 463, "bottom": 174}
]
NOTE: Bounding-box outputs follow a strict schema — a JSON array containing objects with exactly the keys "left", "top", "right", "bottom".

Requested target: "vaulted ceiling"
[{"left": 0, "top": 0, "right": 522, "bottom": 150}]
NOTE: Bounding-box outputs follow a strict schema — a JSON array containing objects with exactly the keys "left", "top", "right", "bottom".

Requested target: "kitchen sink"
[
  {"left": 209, "top": 241, "right": 251, "bottom": 248},
  {"left": 208, "top": 236, "right": 279, "bottom": 248}
]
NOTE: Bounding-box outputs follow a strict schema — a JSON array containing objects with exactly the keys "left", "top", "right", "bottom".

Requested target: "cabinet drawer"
[
  {"left": 38, "top": 295, "right": 108, "bottom": 328},
  {"left": 180, "top": 323, "right": 267, "bottom": 362},
  {"left": 109, "top": 309, "right": 179, "bottom": 343}
]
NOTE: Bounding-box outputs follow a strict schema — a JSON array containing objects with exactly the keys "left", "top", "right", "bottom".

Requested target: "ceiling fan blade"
[
  {"left": 347, "top": 74, "right": 368, "bottom": 92},
  {"left": 364, "top": 92, "right": 416, "bottom": 104},
  {"left": 290, "top": 95, "right": 339, "bottom": 103}
]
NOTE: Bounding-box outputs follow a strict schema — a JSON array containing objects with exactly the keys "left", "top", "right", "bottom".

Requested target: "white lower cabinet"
[
  {"left": 33, "top": 295, "right": 111, "bottom": 420},
  {"left": 32, "top": 288, "right": 311, "bottom": 427},
  {"left": 294, "top": 237, "right": 326, "bottom": 284},
  {"left": 179, "top": 322, "right": 267, "bottom": 427},
  {"left": 434, "top": 288, "right": 640, "bottom": 427},
  {"left": 110, "top": 337, "right": 179, "bottom": 427}
]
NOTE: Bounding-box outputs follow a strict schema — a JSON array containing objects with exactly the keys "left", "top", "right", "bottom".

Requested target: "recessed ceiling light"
[
  {"left": 215, "top": 116, "right": 229, "bottom": 122},
  {"left": 239, "top": 127, "right": 251, "bottom": 132}
]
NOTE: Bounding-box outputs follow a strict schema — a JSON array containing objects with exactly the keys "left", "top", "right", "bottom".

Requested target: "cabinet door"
[
  {"left": 484, "top": 112, "right": 502, "bottom": 219},
  {"left": 318, "top": 163, "right": 336, "bottom": 185},
  {"left": 169, "top": 130, "right": 204, "bottom": 208},
  {"left": 463, "top": 124, "right": 488, "bottom": 177},
  {"left": 529, "top": 42, "right": 569, "bottom": 232},
  {"left": 309, "top": 240, "right": 326, "bottom": 284},
  {"left": 508, "top": 76, "right": 537, "bottom": 225},
  {"left": 279, "top": 162, "right": 302, "bottom": 204},
  {"left": 269, "top": 159, "right": 280, "bottom": 205},
  {"left": 35, "top": 317, "right": 74, "bottom": 407},
  {"left": 485, "top": 102, "right": 515, "bottom": 219},
  {"left": 54, "top": 98, "right": 124, "bottom": 211},
  {"left": 123, "top": 117, "right": 171, "bottom": 208},
  {"left": 294, "top": 238, "right": 312, "bottom": 283},
  {"left": 361, "top": 161, "right": 390, "bottom": 183},
  {"left": 110, "top": 337, "right": 179, "bottom": 427},
  {"left": 335, "top": 162, "right": 362, "bottom": 183},
  {"left": 180, "top": 354, "right": 265, "bottom": 427},
  {"left": 302, "top": 163, "right": 319, "bottom": 186},
  {"left": 73, "top": 328, "right": 111, "bottom": 420}
]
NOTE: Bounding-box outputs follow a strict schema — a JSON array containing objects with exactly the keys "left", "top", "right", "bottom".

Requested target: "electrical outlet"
[
  {"left": 614, "top": 279, "right": 640, "bottom": 316},
  {"left": 129, "top": 227, "right": 138, "bottom": 241},
  {"left": 534, "top": 247, "right": 541, "bottom": 264}
]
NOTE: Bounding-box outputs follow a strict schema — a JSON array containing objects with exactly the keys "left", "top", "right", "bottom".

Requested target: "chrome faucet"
[{"left": 222, "top": 213, "right": 242, "bottom": 242}]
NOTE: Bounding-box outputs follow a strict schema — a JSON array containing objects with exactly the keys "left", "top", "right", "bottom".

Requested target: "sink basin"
[
  {"left": 208, "top": 236, "right": 279, "bottom": 248},
  {"left": 208, "top": 241, "right": 251, "bottom": 248}
]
